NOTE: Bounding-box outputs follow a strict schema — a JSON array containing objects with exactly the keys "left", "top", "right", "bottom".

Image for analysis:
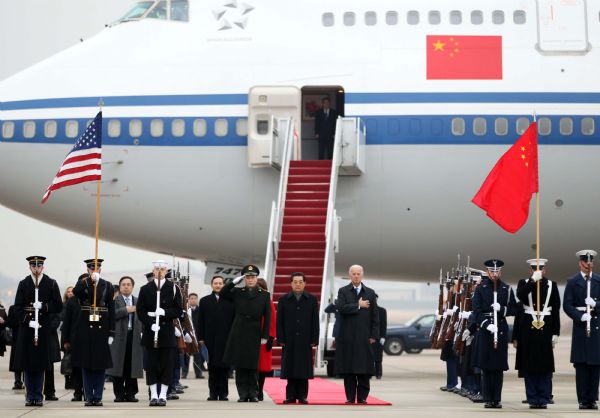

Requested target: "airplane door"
[
  {"left": 536, "top": 0, "right": 589, "bottom": 53},
  {"left": 247, "top": 86, "right": 301, "bottom": 168}
]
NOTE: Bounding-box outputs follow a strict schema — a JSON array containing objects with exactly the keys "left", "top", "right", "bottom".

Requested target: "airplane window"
[
  {"left": 408, "top": 118, "right": 421, "bottom": 135},
  {"left": 2, "top": 121, "right": 14, "bottom": 139},
  {"left": 471, "top": 10, "right": 484, "bottom": 25},
  {"left": 516, "top": 117, "right": 529, "bottom": 135},
  {"left": 119, "top": 1, "right": 155, "bottom": 21},
  {"left": 23, "top": 121, "right": 36, "bottom": 139},
  {"left": 387, "top": 119, "right": 400, "bottom": 135},
  {"left": 407, "top": 10, "right": 419, "bottom": 25},
  {"left": 150, "top": 119, "right": 164, "bottom": 137},
  {"left": 147, "top": 0, "right": 167, "bottom": 20},
  {"left": 44, "top": 121, "right": 57, "bottom": 138},
  {"left": 538, "top": 117, "right": 551, "bottom": 136},
  {"left": 66, "top": 120, "right": 79, "bottom": 138},
  {"left": 494, "top": 118, "right": 508, "bottom": 136},
  {"left": 344, "top": 12, "right": 355, "bottom": 26},
  {"left": 429, "top": 11, "right": 441, "bottom": 25},
  {"left": 236, "top": 119, "right": 248, "bottom": 137},
  {"left": 193, "top": 119, "right": 207, "bottom": 137},
  {"left": 514, "top": 10, "right": 526, "bottom": 25},
  {"left": 450, "top": 10, "right": 462, "bottom": 25},
  {"left": 559, "top": 117, "right": 573, "bottom": 135},
  {"left": 129, "top": 119, "right": 142, "bottom": 137},
  {"left": 322, "top": 13, "right": 334, "bottom": 27},
  {"left": 170, "top": 0, "right": 188, "bottom": 22},
  {"left": 431, "top": 118, "right": 443, "bottom": 135},
  {"left": 365, "top": 11, "right": 377, "bottom": 26},
  {"left": 451, "top": 118, "right": 465, "bottom": 136},
  {"left": 386, "top": 11, "right": 398, "bottom": 26},
  {"left": 172, "top": 119, "right": 185, "bottom": 137},
  {"left": 215, "top": 119, "right": 228, "bottom": 137},
  {"left": 581, "top": 117, "right": 595, "bottom": 136},
  {"left": 492, "top": 10, "right": 505, "bottom": 25},
  {"left": 108, "top": 120, "right": 121, "bottom": 138},
  {"left": 473, "top": 118, "right": 487, "bottom": 136}
]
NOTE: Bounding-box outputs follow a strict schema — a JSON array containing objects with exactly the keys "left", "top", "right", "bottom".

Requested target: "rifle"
[
  {"left": 174, "top": 262, "right": 199, "bottom": 354},
  {"left": 444, "top": 270, "right": 463, "bottom": 344},
  {"left": 153, "top": 269, "right": 162, "bottom": 348},
  {"left": 430, "top": 269, "right": 444, "bottom": 346},
  {"left": 33, "top": 274, "right": 40, "bottom": 346},
  {"left": 433, "top": 273, "right": 453, "bottom": 349},
  {"left": 454, "top": 271, "right": 473, "bottom": 356}
]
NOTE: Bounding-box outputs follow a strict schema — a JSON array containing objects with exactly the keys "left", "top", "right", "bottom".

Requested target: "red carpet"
[{"left": 263, "top": 377, "right": 392, "bottom": 405}]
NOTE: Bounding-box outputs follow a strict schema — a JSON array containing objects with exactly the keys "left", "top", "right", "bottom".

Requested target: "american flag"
[{"left": 41, "top": 111, "right": 102, "bottom": 204}]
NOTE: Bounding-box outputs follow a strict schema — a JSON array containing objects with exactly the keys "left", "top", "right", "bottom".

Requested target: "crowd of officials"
[
  {"left": 0, "top": 258, "right": 384, "bottom": 407},
  {"left": 434, "top": 250, "right": 600, "bottom": 410}
]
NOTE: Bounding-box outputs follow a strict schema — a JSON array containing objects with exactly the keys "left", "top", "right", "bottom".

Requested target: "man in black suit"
[
  {"left": 182, "top": 293, "right": 204, "bottom": 380},
  {"left": 373, "top": 298, "right": 387, "bottom": 379},
  {"left": 314, "top": 97, "right": 338, "bottom": 160},
  {"left": 335, "top": 265, "right": 379, "bottom": 404}
]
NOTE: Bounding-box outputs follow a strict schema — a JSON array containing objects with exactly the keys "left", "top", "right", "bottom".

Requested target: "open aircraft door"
[{"left": 536, "top": 0, "right": 589, "bottom": 54}]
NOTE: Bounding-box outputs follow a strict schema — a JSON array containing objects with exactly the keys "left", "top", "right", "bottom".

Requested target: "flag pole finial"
[
  {"left": 98, "top": 98, "right": 104, "bottom": 111},
  {"left": 533, "top": 110, "right": 537, "bottom": 123}
]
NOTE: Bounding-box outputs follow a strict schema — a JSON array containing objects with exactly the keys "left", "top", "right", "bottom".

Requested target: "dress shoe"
[
  {"left": 158, "top": 399, "right": 167, "bottom": 406},
  {"left": 590, "top": 403, "right": 599, "bottom": 410},
  {"left": 538, "top": 405, "right": 547, "bottom": 409},
  {"left": 207, "top": 396, "right": 218, "bottom": 401},
  {"left": 149, "top": 398, "right": 159, "bottom": 406},
  {"left": 167, "top": 393, "right": 179, "bottom": 400},
  {"left": 94, "top": 400, "right": 103, "bottom": 406},
  {"left": 358, "top": 399, "right": 368, "bottom": 404},
  {"left": 439, "top": 386, "right": 448, "bottom": 392},
  {"left": 376, "top": 376, "right": 382, "bottom": 380},
  {"left": 25, "top": 400, "right": 34, "bottom": 407},
  {"left": 484, "top": 402, "right": 493, "bottom": 408},
  {"left": 219, "top": 397, "right": 229, "bottom": 401},
  {"left": 492, "top": 402, "right": 502, "bottom": 409},
  {"left": 126, "top": 396, "right": 139, "bottom": 402},
  {"left": 249, "top": 397, "right": 259, "bottom": 402},
  {"left": 471, "top": 393, "right": 484, "bottom": 403},
  {"left": 85, "top": 400, "right": 94, "bottom": 407},
  {"left": 257, "top": 393, "right": 264, "bottom": 401},
  {"left": 238, "top": 398, "right": 248, "bottom": 402},
  {"left": 174, "top": 388, "right": 185, "bottom": 394},
  {"left": 13, "top": 382, "right": 24, "bottom": 390},
  {"left": 34, "top": 400, "right": 44, "bottom": 407},
  {"left": 45, "top": 395, "right": 58, "bottom": 401},
  {"left": 283, "top": 398, "right": 296, "bottom": 404},
  {"left": 71, "top": 395, "right": 83, "bottom": 402},
  {"left": 548, "top": 399, "right": 554, "bottom": 404},
  {"left": 345, "top": 400, "right": 354, "bottom": 404},
  {"left": 579, "top": 403, "right": 588, "bottom": 409},
  {"left": 114, "top": 397, "right": 126, "bottom": 402},
  {"left": 298, "top": 398, "right": 308, "bottom": 404}
]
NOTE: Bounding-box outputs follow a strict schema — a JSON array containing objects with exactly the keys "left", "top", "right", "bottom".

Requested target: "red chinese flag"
[
  {"left": 427, "top": 35, "right": 502, "bottom": 80},
  {"left": 472, "top": 123, "right": 539, "bottom": 234}
]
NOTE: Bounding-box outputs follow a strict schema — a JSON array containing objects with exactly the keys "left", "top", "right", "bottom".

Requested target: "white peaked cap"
[
  {"left": 526, "top": 259, "right": 548, "bottom": 267},
  {"left": 576, "top": 250, "right": 597, "bottom": 258},
  {"left": 152, "top": 260, "right": 169, "bottom": 268}
]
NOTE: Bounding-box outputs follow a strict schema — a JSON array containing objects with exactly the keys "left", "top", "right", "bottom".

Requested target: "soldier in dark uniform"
[
  {"left": 515, "top": 258, "right": 561, "bottom": 409},
  {"left": 136, "top": 260, "right": 183, "bottom": 406},
  {"left": 7, "top": 304, "right": 24, "bottom": 390},
  {"left": 220, "top": 264, "right": 271, "bottom": 402},
  {"left": 472, "top": 259, "right": 517, "bottom": 409},
  {"left": 373, "top": 297, "right": 387, "bottom": 380},
  {"left": 13, "top": 256, "right": 62, "bottom": 407},
  {"left": 72, "top": 259, "right": 115, "bottom": 406},
  {"left": 198, "top": 275, "right": 235, "bottom": 401},
  {"left": 43, "top": 310, "right": 61, "bottom": 401},
  {"left": 276, "top": 272, "right": 319, "bottom": 404},
  {"left": 61, "top": 274, "right": 86, "bottom": 401},
  {"left": 462, "top": 270, "right": 484, "bottom": 403},
  {"left": 564, "top": 249, "right": 600, "bottom": 410}
]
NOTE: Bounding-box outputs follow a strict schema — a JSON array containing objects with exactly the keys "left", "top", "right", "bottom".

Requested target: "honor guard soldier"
[
  {"left": 220, "top": 264, "right": 272, "bottom": 403},
  {"left": 136, "top": 260, "right": 183, "bottom": 407},
  {"left": 515, "top": 259, "right": 561, "bottom": 409},
  {"left": 472, "top": 259, "right": 517, "bottom": 409},
  {"left": 72, "top": 258, "right": 115, "bottom": 406},
  {"left": 563, "top": 250, "right": 600, "bottom": 409},
  {"left": 13, "top": 256, "right": 62, "bottom": 407}
]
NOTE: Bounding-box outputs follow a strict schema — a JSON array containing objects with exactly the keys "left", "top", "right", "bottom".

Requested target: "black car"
[{"left": 384, "top": 314, "right": 435, "bottom": 356}]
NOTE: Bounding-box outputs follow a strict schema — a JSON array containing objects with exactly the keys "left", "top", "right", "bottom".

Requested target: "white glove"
[
  {"left": 28, "top": 320, "right": 40, "bottom": 329},
  {"left": 174, "top": 327, "right": 182, "bottom": 337},
  {"left": 184, "top": 333, "right": 193, "bottom": 343},
  {"left": 155, "top": 307, "right": 165, "bottom": 317},
  {"left": 486, "top": 324, "right": 498, "bottom": 333},
  {"left": 91, "top": 272, "right": 100, "bottom": 282},
  {"left": 491, "top": 302, "right": 501, "bottom": 311},
  {"left": 151, "top": 324, "right": 160, "bottom": 332},
  {"left": 461, "top": 311, "right": 471, "bottom": 320},
  {"left": 452, "top": 306, "right": 459, "bottom": 313},
  {"left": 461, "top": 329, "right": 471, "bottom": 341},
  {"left": 108, "top": 336, "right": 114, "bottom": 345},
  {"left": 233, "top": 275, "right": 244, "bottom": 285},
  {"left": 581, "top": 313, "right": 592, "bottom": 322},
  {"left": 532, "top": 270, "right": 542, "bottom": 282},
  {"left": 379, "top": 338, "right": 385, "bottom": 345},
  {"left": 466, "top": 336, "right": 474, "bottom": 346},
  {"left": 32, "top": 301, "right": 42, "bottom": 310},
  {"left": 585, "top": 297, "right": 597, "bottom": 308},
  {"left": 551, "top": 335, "right": 558, "bottom": 348},
  {"left": 260, "top": 338, "right": 268, "bottom": 344}
]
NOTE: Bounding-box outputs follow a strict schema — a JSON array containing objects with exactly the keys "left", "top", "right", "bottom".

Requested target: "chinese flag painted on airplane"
[
  {"left": 426, "top": 35, "right": 502, "bottom": 80},
  {"left": 472, "top": 122, "right": 539, "bottom": 234}
]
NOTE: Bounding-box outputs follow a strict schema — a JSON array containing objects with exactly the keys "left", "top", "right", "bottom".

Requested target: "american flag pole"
[{"left": 92, "top": 99, "right": 104, "bottom": 311}]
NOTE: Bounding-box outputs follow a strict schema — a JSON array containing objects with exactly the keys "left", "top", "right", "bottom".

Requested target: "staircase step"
[
  {"left": 284, "top": 200, "right": 328, "bottom": 208},
  {"left": 282, "top": 215, "right": 326, "bottom": 225},
  {"left": 281, "top": 232, "right": 324, "bottom": 242},
  {"left": 287, "top": 183, "right": 330, "bottom": 192},
  {"left": 278, "top": 249, "right": 325, "bottom": 258},
  {"left": 284, "top": 207, "right": 327, "bottom": 217},
  {"left": 282, "top": 224, "right": 325, "bottom": 234},
  {"left": 277, "top": 261, "right": 324, "bottom": 269},
  {"left": 290, "top": 160, "right": 332, "bottom": 168},
  {"left": 276, "top": 266, "right": 323, "bottom": 276},
  {"left": 286, "top": 191, "right": 330, "bottom": 200},
  {"left": 289, "top": 167, "right": 331, "bottom": 176},
  {"left": 288, "top": 175, "right": 331, "bottom": 184},
  {"left": 279, "top": 241, "right": 325, "bottom": 250}
]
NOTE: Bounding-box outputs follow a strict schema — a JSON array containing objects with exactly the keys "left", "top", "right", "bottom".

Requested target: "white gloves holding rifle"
[
  {"left": 108, "top": 336, "right": 114, "bottom": 345},
  {"left": 581, "top": 313, "right": 592, "bottom": 322},
  {"left": 91, "top": 272, "right": 100, "bottom": 282},
  {"left": 532, "top": 270, "right": 543, "bottom": 282},
  {"left": 462, "top": 329, "right": 470, "bottom": 341},
  {"left": 148, "top": 307, "right": 165, "bottom": 317},
  {"left": 174, "top": 327, "right": 182, "bottom": 338},
  {"left": 151, "top": 324, "right": 160, "bottom": 332},
  {"left": 585, "top": 297, "right": 596, "bottom": 308},
  {"left": 33, "top": 301, "right": 42, "bottom": 310},
  {"left": 486, "top": 324, "right": 498, "bottom": 334},
  {"left": 29, "top": 320, "right": 40, "bottom": 329},
  {"left": 184, "top": 333, "right": 193, "bottom": 344},
  {"left": 491, "top": 302, "right": 501, "bottom": 311}
]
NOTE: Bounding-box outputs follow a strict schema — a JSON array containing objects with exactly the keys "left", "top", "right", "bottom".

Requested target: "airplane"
[{"left": 1, "top": 0, "right": 599, "bottom": 288}]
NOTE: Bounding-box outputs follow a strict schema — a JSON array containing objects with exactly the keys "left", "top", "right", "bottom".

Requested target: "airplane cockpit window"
[
  {"left": 322, "top": 13, "right": 334, "bottom": 27},
  {"left": 429, "top": 11, "right": 441, "bottom": 25},
  {"left": 344, "top": 12, "right": 356, "bottom": 26},
  {"left": 471, "top": 10, "right": 484, "bottom": 25},
  {"left": 118, "top": 0, "right": 188, "bottom": 23},
  {"left": 386, "top": 11, "right": 398, "bottom": 26},
  {"left": 365, "top": 11, "right": 377, "bottom": 26},
  {"left": 407, "top": 10, "right": 419, "bottom": 25},
  {"left": 513, "top": 10, "right": 526, "bottom": 25},
  {"left": 450, "top": 10, "right": 462, "bottom": 25},
  {"left": 492, "top": 10, "right": 505, "bottom": 25}
]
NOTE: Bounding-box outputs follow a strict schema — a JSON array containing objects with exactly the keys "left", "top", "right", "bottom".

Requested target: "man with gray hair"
[{"left": 335, "top": 265, "right": 379, "bottom": 404}]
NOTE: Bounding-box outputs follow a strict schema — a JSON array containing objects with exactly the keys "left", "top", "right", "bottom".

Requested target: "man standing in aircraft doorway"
[{"left": 314, "top": 97, "right": 338, "bottom": 160}]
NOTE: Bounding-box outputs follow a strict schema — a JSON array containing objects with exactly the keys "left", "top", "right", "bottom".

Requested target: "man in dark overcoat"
[
  {"left": 373, "top": 298, "right": 387, "bottom": 379},
  {"left": 107, "top": 276, "right": 143, "bottom": 402},
  {"left": 136, "top": 260, "right": 182, "bottom": 406},
  {"left": 313, "top": 97, "right": 338, "bottom": 160},
  {"left": 472, "top": 259, "right": 518, "bottom": 409},
  {"left": 334, "top": 264, "right": 379, "bottom": 404},
  {"left": 61, "top": 274, "right": 86, "bottom": 401},
  {"left": 276, "top": 272, "right": 319, "bottom": 404},
  {"left": 515, "top": 258, "right": 560, "bottom": 409},
  {"left": 71, "top": 258, "right": 115, "bottom": 406},
  {"left": 13, "top": 256, "right": 62, "bottom": 406},
  {"left": 220, "top": 264, "right": 271, "bottom": 402},
  {"left": 563, "top": 249, "right": 600, "bottom": 410},
  {"left": 198, "top": 275, "right": 235, "bottom": 401}
]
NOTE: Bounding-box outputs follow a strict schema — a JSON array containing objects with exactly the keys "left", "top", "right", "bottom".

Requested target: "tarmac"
[{"left": 0, "top": 340, "right": 595, "bottom": 417}]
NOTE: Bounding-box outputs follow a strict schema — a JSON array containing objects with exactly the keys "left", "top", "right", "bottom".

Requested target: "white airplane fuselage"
[{"left": 1, "top": 0, "right": 599, "bottom": 281}]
